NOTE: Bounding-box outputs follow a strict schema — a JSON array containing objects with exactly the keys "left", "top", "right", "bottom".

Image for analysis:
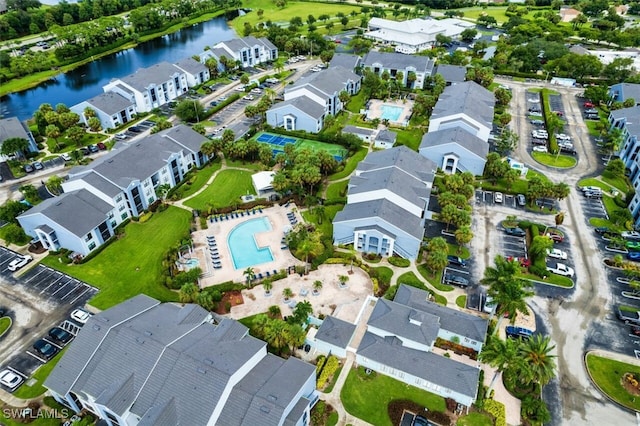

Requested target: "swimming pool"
[
  {"left": 380, "top": 105, "right": 403, "bottom": 121},
  {"left": 185, "top": 258, "right": 199, "bottom": 267},
  {"left": 228, "top": 217, "right": 274, "bottom": 269}
]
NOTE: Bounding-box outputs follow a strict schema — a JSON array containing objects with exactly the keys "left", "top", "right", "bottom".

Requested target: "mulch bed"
[{"left": 215, "top": 290, "right": 244, "bottom": 314}]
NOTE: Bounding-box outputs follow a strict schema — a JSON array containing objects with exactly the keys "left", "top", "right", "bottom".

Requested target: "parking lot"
[{"left": 0, "top": 246, "right": 96, "bottom": 393}]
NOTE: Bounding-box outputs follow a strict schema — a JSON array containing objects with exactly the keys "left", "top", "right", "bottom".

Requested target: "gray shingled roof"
[
  {"left": 394, "top": 285, "right": 488, "bottom": 343},
  {"left": 376, "top": 129, "right": 397, "bottom": 143},
  {"left": 348, "top": 166, "right": 431, "bottom": 209},
  {"left": 368, "top": 298, "right": 440, "bottom": 346},
  {"left": 284, "top": 397, "right": 312, "bottom": 426},
  {"left": 434, "top": 64, "right": 467, "bottom": 83},
  {"left": 269, "top": 96, "right": 326, "bottom": 120},
  {"left": 333, "top": 198, "right": 425, "bottom": 240},
  {"left": 420, "top": 127, "right": 489, "bottom": 158},
  {"left": 0, "top": 117, "right": 30, "bottom": 143},
  {"left": 46, "top": 297, "right": 310, "bottom": 426},
  {"left": 342, "top": 125, "right": 374, "bottom": 137},
  {"left": 362, "top": 51, "right": 434, "bottom": 73},
  {"left": 217, "top": 36, "right": 276, "bottom": 53},
  {"left": 70, "top": 171, "right": 122, "bottom": 198},
  {"left": 357, "top": 331, "right": 480, "bottom": 400},
  {"left": 81, "top": 125, "right": 204, "bottom": 188},
  {"left": 431, "top": 81, "right": 494, "bottom": 127},
  {"left": 611, "top": 106, "right": 640, "bottom": 138},
  {"left": 119, "top": 62, "right": 181, "bottom": 91},
  {"left": 291, "top": 66, "right": 360, "bottom": 96},
  {"left": 174, "top": 57, "right": 207, "bottom": 75},
  {"left": 217, "top": 355, "right": 315, "bottom": 426},
  {"left": 85, "top": 92, "right": 134, "bottom": 115},
  {"left": 18, "top": 189, "right": 113, "bottom": 237},
  {"left": 330, "top": 53, "right": 361, "bottom": 70},
  {"left": 356, "top": 145, "right": 436, "bottom": 184},
  {"left": 315, "top": 316, "right": 356, "bottom": 349},
  {"left": 614, "top": 83, "right": 640, "bottom": 102}
]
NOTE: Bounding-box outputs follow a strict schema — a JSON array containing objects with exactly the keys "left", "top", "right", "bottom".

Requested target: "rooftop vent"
[
  {"left": 260, "top": 406, "right": 270, "bottom": 414},
  {"left": 267, "top": 394, "right": 277, "bottom": 402},
  {"left": 135, "top": 337, "right": 145, "bottom": 345},
  {"left": 204, "top": 358, "right": 214, "bottom": 366},
  {"left": 197, "top": 368, "right": 207, "bottom": 374},
  {"left": 144, "top": 331, "right": 152, "bottom": 337},
  {"left": 92, "top": 325, "right": 101, "bottom": 331}
]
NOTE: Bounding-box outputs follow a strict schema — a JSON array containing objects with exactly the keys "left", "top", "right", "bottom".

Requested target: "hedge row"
[
  {"left": 484, "top": 399, "right": 506, "bottom": 426},
  {"left": 317, "top": 355, "right": 340, "bottom": 389},
  {"left": 388, "top": 256, "right": 410, "bottom": 267}
]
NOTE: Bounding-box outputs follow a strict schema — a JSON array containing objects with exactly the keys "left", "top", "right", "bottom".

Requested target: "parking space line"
[
  {"left": 39, "top": 274, "right": 66, "bottom": 294},
  {"left": 23, "top": 268, "right": 47, "bottom": 283},
  {"left": 445, "top": 267, "right": 469, "bottom": 275},
  {"left": 50, "top": 279, "right": 74, "bottom": 296},
  {"left": 69, "top": 287, "right": 92, "bottom": 305},
  {"left": 43, "top": 337, "right": 62, "bottom": 349},
  {"left": 6, "top": 366, "right": 27, "bottom": 378},
  {"left": 26, "top": 351, "right": 46, "bottom": 363},
  {"left": 635, "top": 350, "right": 640, "bottom": 359}
]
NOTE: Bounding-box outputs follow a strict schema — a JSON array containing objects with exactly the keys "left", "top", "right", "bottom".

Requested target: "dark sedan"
[
  {"left": 443, "top": 274, "right": 469, "bottom": 287},
  {"left": 48, "top": 327, "right": 73, "bottom": 344},
  {"left": 504, "top": 227, "right": 526, "bottom": 237},
  {"left": 33, "top": 339, "right": 59, "bottom": 360}
]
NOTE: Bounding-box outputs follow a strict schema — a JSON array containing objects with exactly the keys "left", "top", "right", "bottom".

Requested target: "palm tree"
[
  {"left": 519, "top": 334, "right": 557, "bottom": 387},
  {"left": 454, "top": 226, "right": 473, "bottom": 253},
  {"left": 482, "top": 256, "right": 534, "bottom": 324},
  {"left": 479, "top": 336, "right": 521, "bottom": 392},
  {"left": 294, "top": 231, "right": 324, "bottom": 274},
  {"left": 338, "top": 275, "right": 349, "bottom": 287},
  {"left": 179, "top": 283, "right": 199, "bottom": 303},
  {"left": 312, "top": 280, "right": 323, "bottom": 295},
  {"left": 264, "top": 319, "right": 289, "bottom": 354},
  {"left": 287, "top": 323, "right": 307, "bottom": 354},
  {"left": 263, "top": 281, "right": 273, "bottom": 296},
  {"left": 292, "top": 300, "right": 313, "bottom": 325},
  {"left": 282, "top": 287, "right": 293, "bottom": 302},
  {"left": 268, "top": 304, "right": 281, "bottom": 319},
  {"left": 244, "top": 267, "right": 255, "bottom": 285},
  {"left": 252, "top": 314, "right": 270, "bottom": 339}
]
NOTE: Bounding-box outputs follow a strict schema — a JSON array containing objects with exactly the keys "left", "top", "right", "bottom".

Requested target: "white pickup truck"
[{"left": 546, "top": 263, "right": 574, "bottom": 277}]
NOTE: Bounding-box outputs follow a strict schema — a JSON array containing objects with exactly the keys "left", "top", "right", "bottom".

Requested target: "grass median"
[
  {"left": 586, "top": 353, "right": 640, "bottom": 412},
  {"left": 531, "top": 151, "right": 577, "bottom": 168}
]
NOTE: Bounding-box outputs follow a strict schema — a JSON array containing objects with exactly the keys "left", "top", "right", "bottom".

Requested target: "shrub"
[
  {"left": 316, "top": 355, "right": 326, "bottom": 374},
  {"left": 388, "top": 256, "right": 410, "bottom": 267},
  {"left": 317, "top": 355, "right": 340, "bottom": 389},
  {"left": 484, "top": 399, "right": 506, "bottom": 426},
  {"left": 139, "top": 212, "right": 153, "bottom": 223}
]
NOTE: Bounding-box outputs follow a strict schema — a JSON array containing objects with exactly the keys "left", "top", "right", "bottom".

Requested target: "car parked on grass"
[
  {"left": 70, "top": 309, "right": 92, "bottom": 325},
  {"left": 447, "top": 255, "right": 467, "bottom": 267},
  {"left": 506, "top": 326, "right": 533, "bottom": 340},
  {"left": 33, "top": 339, "right": 59, "bottom": 360},
  {"left": 0, "top": 369, "right": 23, "bottom": 390},
  {"left": 547, "top": 263, "right": 575, "bottom": 277},
  {"left": 546, "top": 248, "right": 568, "bottom": 260},
  {"left": 48, "top": 327, "right": 73, "bottom": 344},
  {"left": 443, "top": 274, "right": 469, "bottom": 287},
  {"left": 504, "top": 227, "right": 526, "bottom": 237},
  {"left": 7, "top": 254, "right": 33, "bottom": 272}
]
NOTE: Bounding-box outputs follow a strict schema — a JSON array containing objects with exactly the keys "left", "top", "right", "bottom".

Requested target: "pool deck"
[
  {"left": 366, "top": 99, "right": 413, "bottom": 127},
  {"left": 191, "top": 204, "right": 300, "bottom": 286}
]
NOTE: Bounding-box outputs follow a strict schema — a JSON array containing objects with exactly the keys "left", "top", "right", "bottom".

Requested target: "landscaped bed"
[
  {"left": 531, "top": 151, "right": 577, "bottom": 168},
  {"left": 586, "top": 352, "right": 640, "bottom": 411},
  {"left": 42, "top": 207, "right": 190, "bottom": 309}
]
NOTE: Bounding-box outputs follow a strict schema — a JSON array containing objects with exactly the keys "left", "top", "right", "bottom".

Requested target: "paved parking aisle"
[{"left": 20, "top": 265, "right": 97, "bottom": 306}]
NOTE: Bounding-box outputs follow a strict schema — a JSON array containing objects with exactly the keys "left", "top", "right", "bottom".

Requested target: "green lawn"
[
  {"left": 346, "top": 91, "right": 367, "bottom": 113},
  {"left": 370, "top": 266, "right": 394, "bottom": 286},
  {"left": 0, "top": 316, "right": 11, "bottom": 336},
  {"left": 456, "top": 295, "right": 467, "bottom": 308},
  {"left": 341, "top": 366, "right": 446, "bottom": 426},
  {"left": 395, "top": 127, "right": 424, "bottom": 151},
  {"left": 329, "top": 147, "right": 367, "bottom": 181},
  {"left": 586, "top": 353, "right": 640, "bottom": 411},
  {"left": 585, "top": 119, "right": 601, "bottom": 136},
  {"left": 184, "top": 169, "right": 256, "bottom": 210},
  {"left": 231, "top": 0, "right": 362, "bottom": 33},
  {"left": 519, "top": 272, "right": 574, "bottom": 288},
  {"left": 326, "top": 180, "right": 348, "bottom": 200},
  {"left": 302, "top": 205, "right": 342, "bottom": 238},
  {"left": 456, "top": 412, "right": 494, "bottom": 426},
  {"left": 13, "top": 347, "right": 68, "bottom": 399},
  {"left": 224, "top": 158, "right": 264, "bottom": 171},
  {"left": 417, "top": 264, "right": 454, "bottom": 292},
  {"left": 455, "top": 6, "right": 510, "bottom": 23},
  {"left": 601, "top": 173, "right": 631, "bottom": 193},
  {"left": 174, "top": 161, "right": 222, "bottom": 200},
  {"left": 41, "top": 207, "right": 190, "bottom": 309},
  {"left": 578, "top": 176, "right": 629, "bottom": 194},
  {"left": 531, "top": 152, "right": 577, "bottom": 168}
]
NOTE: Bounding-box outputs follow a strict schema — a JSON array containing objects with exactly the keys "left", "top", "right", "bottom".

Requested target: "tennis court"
[{"left": 254, "top": 132, "right": 347, "bottom": 161}]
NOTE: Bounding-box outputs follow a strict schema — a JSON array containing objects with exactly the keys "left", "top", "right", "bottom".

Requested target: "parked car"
[
  {"left": 114, "top": 133, "right": 128, "bottom": 140},
  {"left": 0, "top": 369, "right": 23, "bottom": 390},
  {"left": 617, "top": 306, "right": 640, "bottom": 325},
  {"left": 506, "top": 326, "right": 533, "bottom": 340},
  {"left": 447, "top": 255, "right": 467, "bottom": 267},
  {"left": 507, "top": 256, "right": 531, "bottom": 267},
  {"left": 532, "top": 146, "right": 548, "bottom": 152},
  {"left": 504, "top": 227, "right": 526, "bottom": 237},
  {"left": 584, "top": 101, "right": 595, "bottom": 108},
  {"left": 532, "top": 139, "right": 547, "bottom": 146},
  {"left": 631, "top": 325, "right": 640, "bottom": 336},
  {"left": 483, "top": 295, "right": 496, "bottom": 314},
  {"left": 32, "top": 161, "right": 44, "bottom": 170},
  {"left": 243, "top": 95, "right": 255, "bottom": 101},
  {"left": 560, "top": 147, "right": 577, "bottom": 155},
  {"left": 530, "top": 119, "right": 544, "bottom": 125},
  {"left": 546, "top": 248, "right": 568, "bottom": 260},
  {"left": 23, "top": 164, "right": 34, "bottom": 173},
  {"left": 209, "top": 101, "right": 218, "bottom": 107},
  {"left": 443, "top": 274, "right": 469, "bottom": 287},
  {"left": 556, "top": 133, "right": 571, "bottom": 141},
  {"left": 545, "top": 231, "right": 564, "bottom": 243},
  {"left": 516, "top": 194, "right": 526, "bottom": 206},
  {"left": 128, "top": 126, "right": 143, "bottom": 133},
  {"left": 88, "top": 144, "right": 99, "bottom": 153},
  {"left": 61, "top": 153, "right": 72, "bottom": 162},
  {"left": 494, "top": 192, "right": 503, "bottom": 203},
  {"left": 412, "top": 415, "right": 432, "bottom": 426},
  {"left": 581, "top": 186, "right": 602, "bottom": 194},
  {"left": 251, "top": 88, "right": 262, "bottom": 94},
  {"left": 7, "top": 255, "right": 33, "bottom": 272},
  {"left": 97, "top": 142, "right": 107, "bottom": 150},
  {"left": 622, "top": 231, "right": 640, "bottom": 240},
  {"left": 627, "top": 241, "right": 640, "bottom": 250},
  {"left": 547, "top": 263, "right": 575, "bottom": 277},
  {"left": 595, "top": 227, "right": 611, "bottom": 235},
  {"left": 79, "top": 147, "right": 91, "bottom": 155},
  {"left": 584, "top": 191, "right": 602, "bottom": 199},
  {"left": 627, "top": 252, "right": 640, "bottom": 262},
  {"left": 48, "top": 327, "right": 73, "bottom": 344},
  {"left": 33, "top": 339, "right": 59, "bottom": 360},
  {"left": 584, "top": 108, "right": 598, "bottom": 114},
  {"left": 70, "top": 308, "right": 92, "bottom": 325}
]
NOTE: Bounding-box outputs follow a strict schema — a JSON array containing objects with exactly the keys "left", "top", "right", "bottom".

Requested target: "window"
[
  {"left": 115, "top": 195, "right": 123, "bottom": 202},
  {"left": 111, "top": 220, "right": 117, "bottom": 228},
  {"left": 119, "top": 205, "right": 126, "bottom": 211},
  {"left": 84, "top": 233, "right": 92, "bottom": 242},
  {"left": 121, "top": 213, "right": 128, "bottom": 220},
  {"left": 88, "top": 242, "right": 96, "bottom": 251}
]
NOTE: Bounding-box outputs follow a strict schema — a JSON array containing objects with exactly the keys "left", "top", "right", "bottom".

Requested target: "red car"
[
  {"left": 553, "top": 110, "right": 563, "bottom": 117},
  {"left": 584, "top": 101, "right": 594, "bottom": 108},
  {"left": 507, "top": 256, "right": 531, "bottom": 268},
  {"left": 545, "top": 232, "right": 564, "bottom": 243},
  {"left": 97, "top": 142, "right": 107, "bottom": 150}
]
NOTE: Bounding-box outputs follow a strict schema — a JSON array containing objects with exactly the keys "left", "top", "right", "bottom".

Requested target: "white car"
[
  {"left": 71, "top": 308, "right": 92, "bottom": 324},
  {"left": 622, "top": 231, "right": 640, "bottom": 240},
  {"left": 533, "top": 146, "right": 548, "bottom": 152},
  {"left": 61, "top": 153, "right": 72, "bottom": 162},
  {"left": 243, "top": 95, "right": 255, "bottom": 101},
  {"left": 251, "top": 88, "right": 262, "bottom": 94},
  {"left": 7, "top": 255, "right": 33, "bottom": 272},
  {"left": 494, "top": 192, "right": 503, "bottom": 203},
  {"left": 0, "top": 369, "right": 23, "bottom": 390},
  {"left": 581, "top": 186, "right": 601, "bottom": 193},
  {"left": 547, "top": 263, "right": 575, "bottom": 277},
  {"left": 546, "top": 248, "right": 568, "bottom": 260},
  {"left": 556, "top": 133, "right": 571, "bottom": 141}
]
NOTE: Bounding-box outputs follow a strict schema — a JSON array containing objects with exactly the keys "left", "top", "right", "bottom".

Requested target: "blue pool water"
[
  {"left": 185, "top": 258, "right": 199, "bottom": 267},
  {"left": 228, "top": 217, "right": 274, "bottom": 269},
  {"left": 380, "top": 105, "right": 403, "bottom": 121}
]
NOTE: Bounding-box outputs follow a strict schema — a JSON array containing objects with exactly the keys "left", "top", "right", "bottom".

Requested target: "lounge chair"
[
  {"left": 259, "top": 208, "right": 263, "bottom": 213},
  {"left": 225, "top": 214, "right": 229, "bottom": 219},
  {"left": 273, "top": 270, "right": 278, "bottom": 276},
  {"left": 210, "top": 217, "right": 214, "bottom": 223},
  {"left": 265, "top": 271, "right": 271, "bottom": 278},
  {"left": 213, "top": 265, "right": 222, "bottom": 269},
  {"left": 257, "top": 273, "right": 263, "bottom": 279},
  {"left": 281, "top": 245, "right": 288, "bottom": 249}
]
